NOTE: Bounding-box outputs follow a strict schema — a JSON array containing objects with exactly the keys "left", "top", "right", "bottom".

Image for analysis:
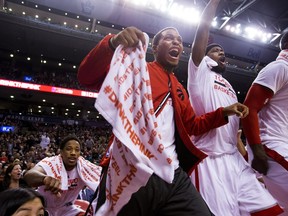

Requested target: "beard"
[{"left": 211, "top": 65, "right": 226, "bottom": 74}]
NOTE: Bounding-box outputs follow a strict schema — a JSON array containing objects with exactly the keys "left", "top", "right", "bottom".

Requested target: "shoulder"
[{"left": 258, "top": 60, "right": 288, "bottom": 79}]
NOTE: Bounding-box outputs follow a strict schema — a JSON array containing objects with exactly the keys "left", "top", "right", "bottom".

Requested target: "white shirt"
[
  {"left": 187, "top": 56, "right": 239, "bottom": 155},
  {"left": 253, "top": 58, "right": 288, "bottom": 152},
  {"left": 38, "top": 167, "right": 85, "bottom": 215}
]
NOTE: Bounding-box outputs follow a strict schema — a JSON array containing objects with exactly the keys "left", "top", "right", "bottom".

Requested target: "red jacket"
[{"left": 78, "top": 35, "right": 228, "bottom": 174}]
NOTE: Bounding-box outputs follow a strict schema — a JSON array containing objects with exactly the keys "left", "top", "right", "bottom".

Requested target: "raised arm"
[
  {"left": 77, "top": 35, "right": 115, "bottom": 91},
  {"left": 191, "top": 0, "right": 220, "bottom": 66},
  {"left": 78, "top": 27, "right": 145, "bottom": 91}
]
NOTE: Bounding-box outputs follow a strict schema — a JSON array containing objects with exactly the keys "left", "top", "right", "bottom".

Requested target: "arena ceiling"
[{"left": 0, "top": 0, "right": 287, "bottom": 116}]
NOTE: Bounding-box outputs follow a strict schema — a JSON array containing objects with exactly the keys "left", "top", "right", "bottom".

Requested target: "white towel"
[
  {"left": 94, "top": 33, "right": 174, "bottom": 215},
  {"left": 277, "top": 49, "right": 288, "bottom": 63},
  {"left": 38, "top": 155, "right": 102, "bottom": 191},
  {"left": 204, "top": 55, "right": 218, "bottom": 69}
]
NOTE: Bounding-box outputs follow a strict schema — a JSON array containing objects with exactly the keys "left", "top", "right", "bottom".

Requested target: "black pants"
[{"left": 97, "top": 167, "right": 214, "bottom": 216}]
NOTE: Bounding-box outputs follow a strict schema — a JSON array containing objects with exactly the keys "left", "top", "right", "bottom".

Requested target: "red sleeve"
[
  {"left": 241, "top": 83, "right": 274, "bottom": 145},
  {"left": 189, "top": 107, "right": 228, "bottom": 136},
  {"left": 77, "top": 34, "right": 115, "bottom": 91},
  {"left": 170, "top": 76, "right": 228, "bottom": 136}
]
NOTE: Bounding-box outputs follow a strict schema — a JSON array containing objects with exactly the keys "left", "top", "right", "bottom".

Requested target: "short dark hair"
[
  {"left": 279, "top": 31, "right": 288, "bottom": 50},
  {"left": 0, "top": 188, "right": 46, "bottom": 216},
  {"left": 152, "top": 27, "right": 178, "bottom": 46},
  {"left": 59, "top": 134, "right": 81, "bottom": 150}
]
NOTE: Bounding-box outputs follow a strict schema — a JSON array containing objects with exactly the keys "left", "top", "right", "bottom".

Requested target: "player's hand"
[
  {"left": 43, "top": 176, "right": 62, "bottom": 196},
  {"left": 223, "top": 102, "right": 249, "bottom": 118},
  {"left": 110, "top": 26, "right": 146, "bottom": 48},
  {"left": 250, "top": 144, "right": 269, "bottom": 175}
]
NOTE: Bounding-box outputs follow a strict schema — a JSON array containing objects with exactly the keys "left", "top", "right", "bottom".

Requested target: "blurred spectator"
[
  {"left": 0, "top": 151, "right": 8, "bottom": 163},
  {"left": 0, "top": 162, "right": 28, "bottom": 192},
  {"left": 77, "top": 186, "right": 95, "bottom": 202},
  {"left": 0, "top": 162, "right": 4, "bottom": 181},
  {"left": 40, "top": 132, "right": 50, "bottom": 150},
  {"left": 0, "top": 188, "right": 46, "bottom": 216}
]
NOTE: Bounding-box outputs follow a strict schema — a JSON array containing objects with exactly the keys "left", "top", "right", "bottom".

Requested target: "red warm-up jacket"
[{"left": 78, "top": 35, "right": 228, "bottom": 174}]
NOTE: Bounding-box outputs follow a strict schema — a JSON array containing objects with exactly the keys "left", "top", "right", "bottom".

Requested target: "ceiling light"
[{"left": 225, "top": 25, "right": 231, "bottom": 31}]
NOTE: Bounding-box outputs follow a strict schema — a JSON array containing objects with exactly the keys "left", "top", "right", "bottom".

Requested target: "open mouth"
[
  {"left": 219, "top": 56, "right": 226, "bottom": 63},
  {"left": 169, "top": 49, "right": 179, "bottom": 58}
]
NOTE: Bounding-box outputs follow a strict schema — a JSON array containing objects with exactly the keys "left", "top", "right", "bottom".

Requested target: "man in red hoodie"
[{"left": 78, "top": 26, "right": 248, "bottom": 216}]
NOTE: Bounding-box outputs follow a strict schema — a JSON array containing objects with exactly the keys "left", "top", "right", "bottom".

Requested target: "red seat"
[{"left": 74, "top": 199, "right": 93, "bottom": 215}]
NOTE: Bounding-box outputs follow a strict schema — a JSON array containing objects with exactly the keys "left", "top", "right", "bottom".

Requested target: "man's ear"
[{"left": 152, "top": 45, "right": 157, "bottom": 54}]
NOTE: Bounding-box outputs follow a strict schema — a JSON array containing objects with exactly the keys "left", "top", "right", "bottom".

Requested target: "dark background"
[{"left": 1, "top": 0, "right": 287, "bottom": 121}]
